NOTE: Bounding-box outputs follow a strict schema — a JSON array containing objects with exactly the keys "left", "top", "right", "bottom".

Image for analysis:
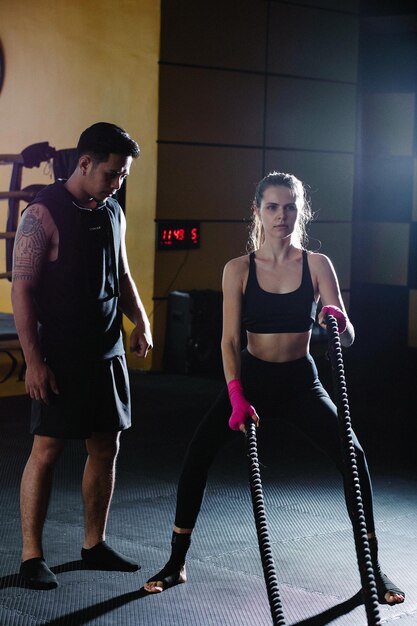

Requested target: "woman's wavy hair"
[{"left": 247, "top": 171, "right": 313, "bottom": 252}]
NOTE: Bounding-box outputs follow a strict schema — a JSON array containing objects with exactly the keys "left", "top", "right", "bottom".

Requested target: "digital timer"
[{"left": 157, "top": 221, "right": 201, "bottom": 250}]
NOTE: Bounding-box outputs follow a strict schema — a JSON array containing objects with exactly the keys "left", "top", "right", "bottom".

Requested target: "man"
[{"left": 11, "top": 122, "right": 152, "bottom": 589}]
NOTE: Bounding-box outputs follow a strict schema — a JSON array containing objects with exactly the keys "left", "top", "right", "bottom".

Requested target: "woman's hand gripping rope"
[
  {"left": 320, "top": 305, "right": 347, "bottom": 334},
  {"left": 227, "top": 379, "right": 260, "bottom": 432}
]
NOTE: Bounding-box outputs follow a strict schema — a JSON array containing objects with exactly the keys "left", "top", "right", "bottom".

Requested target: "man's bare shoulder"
[
  {"left": 18, "top": 203, "right": 56, "bottom": 236},
  {"left": 13, "top": 203, "right": 58, "bottom": 282},
  {"left": 20, "top": 202, "right": 53, "bottom": 222}
]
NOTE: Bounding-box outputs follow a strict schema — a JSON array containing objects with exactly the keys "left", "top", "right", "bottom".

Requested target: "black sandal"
[
  {"left": 366, "top": 537, "right": 405, "bottom": 605},
  {"left": 374, "top": 570, "right": 405, "bottom": 605},
  {"left": 144, "top": 563, "right": 187, "bottom": 592},
  {"left": 144, "top": 532, "right": 191, "bottom": 592}
]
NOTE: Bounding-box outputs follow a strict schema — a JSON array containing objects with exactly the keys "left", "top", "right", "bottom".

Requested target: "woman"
[{"left": 144, "top": 172, "right": 404, "bottom": 605}]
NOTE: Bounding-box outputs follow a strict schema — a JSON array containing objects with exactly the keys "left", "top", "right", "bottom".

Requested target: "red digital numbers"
[
  {"left": 158, "top": 222, "right": 200, "bottom": 250},
  {"left": 161, "top": 228, "right": 186, "bottom": 244},
  {"left": 162, "top": 229, "right": 173, "bottom": 245},
  {"left": 174, "top": 229, "right": 185, "bottom": 240}
]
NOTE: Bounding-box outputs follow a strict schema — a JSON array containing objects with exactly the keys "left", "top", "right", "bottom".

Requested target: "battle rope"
[
  {"left": 245, "top": 420, "right": 286, "bottom": 626},
  {"left": 325, "top": 313, "right": 381, "bottom": 626}
]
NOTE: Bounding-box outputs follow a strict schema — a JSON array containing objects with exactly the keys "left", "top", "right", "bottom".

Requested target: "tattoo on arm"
[{"left": 12, "top": 207, "right": 48, "bottom": 282}]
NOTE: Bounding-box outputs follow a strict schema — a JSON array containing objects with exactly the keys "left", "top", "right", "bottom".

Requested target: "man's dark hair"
[{"left": 77, "top": 122, "right": 140, "bottom": 163}]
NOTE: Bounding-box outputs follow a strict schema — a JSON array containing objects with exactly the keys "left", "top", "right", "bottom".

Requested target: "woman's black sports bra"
[{"left": 242, "top": 250, "right": 317, "bottom": 334}]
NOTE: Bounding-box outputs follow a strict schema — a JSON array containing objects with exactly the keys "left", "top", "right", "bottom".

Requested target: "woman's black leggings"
[{"left": 175, "top": 349, "right": 375, "bottom": 534}]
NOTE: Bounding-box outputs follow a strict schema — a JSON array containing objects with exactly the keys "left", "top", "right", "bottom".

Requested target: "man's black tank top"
[
  {"left": 26, "top": 180, "right": 124, "bottom": 360},
  {"left": 242, "top": 250, "right": 317, "bottom": 334}
]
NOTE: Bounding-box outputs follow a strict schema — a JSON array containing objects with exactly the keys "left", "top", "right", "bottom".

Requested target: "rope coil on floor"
[
  {"left": 325, "top": 313, "right": 381, "bottom": 626},
  {"left": 245, "top": 420, "right": 286, "bottom": 626}
]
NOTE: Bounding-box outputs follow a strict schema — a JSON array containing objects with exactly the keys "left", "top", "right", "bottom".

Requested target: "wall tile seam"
[
  {"left": 272, "top": 1, "right": 359, "bottom": 18},
  {"left": 154, "top": 218, "right": 353, "bottom": 224},
  {"left": 359, "top": 151, "right": 416, "bottom": 157},
  {"left": 159, "top": 61, "right": 357, "bottom": 87},
  {"left": 351, "top": 218, "right": 413, "bottom": 223},
  {"left": 157, "top": 140, "right": 356, "bottom": 155},
  {"left": 154, "top": 218, "right": 250, "bottom": 224},
  {"left": 350, "top": 281, "right": 409, "bottom": 288}
]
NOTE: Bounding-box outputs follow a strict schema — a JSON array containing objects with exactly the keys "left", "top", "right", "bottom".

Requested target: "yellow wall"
[{"left": 0, "top": 0, "right": 160, "bottom": 372}]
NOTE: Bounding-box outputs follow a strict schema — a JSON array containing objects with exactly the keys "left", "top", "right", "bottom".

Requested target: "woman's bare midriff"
[{"left": 246, "top": 330, "right": 311, "bottom": 363}]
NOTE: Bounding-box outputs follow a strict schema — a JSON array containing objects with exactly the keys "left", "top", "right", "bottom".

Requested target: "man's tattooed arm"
[
  {"left": 11, "top": 204, "right": 57, "bottom": 401},
  {"left": 12, "top": 204, "right": 49, "bottom": 283}
]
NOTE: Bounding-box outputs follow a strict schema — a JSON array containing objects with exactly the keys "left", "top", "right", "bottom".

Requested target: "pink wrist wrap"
[
  {"left": 227, "top": 379, "right": 256, "bottom": 431},
  {"left": 321, "top": 305, "right": 347, "bottom": 334}
]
